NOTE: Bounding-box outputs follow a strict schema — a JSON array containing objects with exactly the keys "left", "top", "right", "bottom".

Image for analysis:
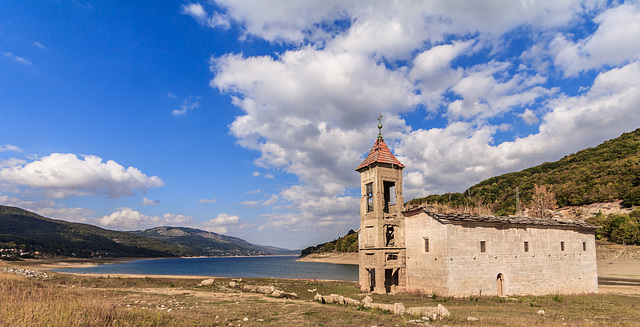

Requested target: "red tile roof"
[{"left": 355, "top": 137, "right": 405, "bottom": 171}]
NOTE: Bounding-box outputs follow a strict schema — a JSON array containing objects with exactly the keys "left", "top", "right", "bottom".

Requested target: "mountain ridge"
[{"left": 0, "top": 205, "right": 294, "bottom": 258}]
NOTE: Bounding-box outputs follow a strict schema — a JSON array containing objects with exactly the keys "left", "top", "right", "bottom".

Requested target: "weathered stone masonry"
[{"left": 356, "top": 122, "right": 598, "bottom": 297}]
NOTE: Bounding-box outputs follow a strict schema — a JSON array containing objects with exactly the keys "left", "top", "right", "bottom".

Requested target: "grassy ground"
[{"left": 1, "top": 265, "right": 640, "bottom": 327}]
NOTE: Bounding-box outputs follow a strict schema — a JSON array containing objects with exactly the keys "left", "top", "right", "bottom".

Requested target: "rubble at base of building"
[{"left": 313, "top": 293, "right": 450, "bottom": 320}]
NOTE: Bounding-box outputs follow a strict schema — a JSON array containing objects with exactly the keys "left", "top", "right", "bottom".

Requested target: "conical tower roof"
[{"left": 355, "top": 136, "right": 405, "bottom": 171}]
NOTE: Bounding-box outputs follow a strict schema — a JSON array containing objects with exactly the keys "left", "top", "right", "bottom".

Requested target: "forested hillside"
[
  {"left": 300, "top": 229, "right": 358, "bottom": 256},
  {"left": 135, "top": 227, "right": 297, "bottom": 256},
  {"left": 410, "top": 128, "right": 640, "bottom": 215},
  {"left": 0, "top": 205, "right": 190, "bottom": 257},
  {"left": 0, "top": 206, "right": 295, "bottom": 258}
]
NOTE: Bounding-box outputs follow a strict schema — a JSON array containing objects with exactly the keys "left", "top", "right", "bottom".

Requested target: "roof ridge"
[{"left": 355, "top": 137, "right": 405, "bottom": 171}]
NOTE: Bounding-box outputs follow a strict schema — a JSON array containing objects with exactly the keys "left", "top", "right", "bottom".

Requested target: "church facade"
[{"left": 356, "top": 127, "right": 598, "bottom": 297}]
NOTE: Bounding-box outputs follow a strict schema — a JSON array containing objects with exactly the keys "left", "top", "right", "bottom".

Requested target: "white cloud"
[
  {"left": 3, "top": 52, "right": 33, "bottom": 66},
  {"left": 36, "top": 206, "right": 95, "bottom": 222},
  {"left": 238, "top": 200, "right": 260, "bottom": 207},
  {"left": 198, "top": 197, "right": 217, "bottom": 204},
  {"left": 551, "top": 3, "right": 640, "bottom": 76},
  {"left": 181, "top": 2, "right": 230, "bottom": 29},
  {"left": 0, "top": 153, "right": 164, "bottom": 198},
  {"left": 34, "top": 42, "right": 47, "bottom": 50},
  {"left": 172, "top": 96, "right": 201, "bottom": 116},
  {"left": 262, "top": 194, "right": 279, "bottom": 206},
  {"left": 397, "top": 61, "right": 640, "bottom": 197},
  {"left": 201, "top": 213, "right": 241, "bottom": 234},
  {"left": 446, "top": 62, "right": 552, "bottom": 120},
  {"left": 0, "top": 194, "right": 94, "bottom": 222},
  {"left": 98, "top": 208, "right": 192, "bottom": 230},
  {"left": 245, "top": 189, "right": 261, "bottom": 194},
  {"left": 142, "top": 197, "right": 159, "bottom": 205},
  {"left": 202, "top": 0, "right": 640, "bottom": 248},
  {"left": 0, "top": 144, "right": 21, "bottom": 152},
  {"left": 519, "top": 109, "right": 539, "bottom": 125},
  {"left": 0, "top": 158, "right": 26, "bottom": 169}
]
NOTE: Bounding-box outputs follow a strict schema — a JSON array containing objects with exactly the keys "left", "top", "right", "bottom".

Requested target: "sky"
[{"left": 1, "top": 0, "right": 640, "bottom": 249}]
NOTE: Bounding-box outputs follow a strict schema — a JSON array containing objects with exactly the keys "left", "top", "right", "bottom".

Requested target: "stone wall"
[{"left": 404, "top": 212, "right": 598, "bottom": 297}]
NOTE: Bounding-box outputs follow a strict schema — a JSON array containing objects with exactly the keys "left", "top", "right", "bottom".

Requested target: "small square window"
[
  {"left": 561, "top": 241, "right": 565, "bottom": 251},
  {"left": 480, "top": 241, "right": 486, "bottom": 253},
  {"left": 424, "top": 238, "right": 429, "bottom": 253},
  {"left": 524, "top": 241, "right": 529, "bottom": 252}
]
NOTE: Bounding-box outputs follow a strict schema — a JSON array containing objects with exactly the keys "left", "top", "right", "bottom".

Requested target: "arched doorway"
[{"left": 497, "top": 273, "right": 505, "bottom": 296}]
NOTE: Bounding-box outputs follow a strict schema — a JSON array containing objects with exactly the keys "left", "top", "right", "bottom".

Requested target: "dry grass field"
[{"left": 2, "top": 261, "right": 640, "bottom": 327}]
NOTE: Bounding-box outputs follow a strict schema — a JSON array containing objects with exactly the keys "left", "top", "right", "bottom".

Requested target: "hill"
[
  {"left": 0, "top": 205, "right": 190, "bottom": 257},
  {"left": 409, "top": 128, "right": 640, "bottom": 215},
  {"left": 134, "top": 226, "right": 297, "bottom": 256},
  {"left": 0, "top": 205, "right": 295, "bottom": 258},
  {"left": 300, "top": 229, "right": 358, "bottom": 256}
]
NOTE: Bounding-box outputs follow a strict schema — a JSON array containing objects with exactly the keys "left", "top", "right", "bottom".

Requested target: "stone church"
[{"left": 356, "top": 120, "right": 598, "bottom": 297}]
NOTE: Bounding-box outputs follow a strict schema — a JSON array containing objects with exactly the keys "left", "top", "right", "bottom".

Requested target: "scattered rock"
[
  {"left": 467, "top": 316, "right": 479, "bottom": 321},
  {"left": 229, "top": 281, "right": 238, "bottom": 288},
  {"left": 0, "top": 266, "right": 50, "bottom": 279},
  {"left": 198, "top": 278, "right": 215, "bottom": 286},
  {"left": 537, "top": 310, "right": 545, "bottom": 316}
]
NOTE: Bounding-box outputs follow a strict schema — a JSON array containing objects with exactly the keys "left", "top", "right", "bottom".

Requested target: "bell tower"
[{"left": 355, "top": 114, "right": 406, "bottom": 294}]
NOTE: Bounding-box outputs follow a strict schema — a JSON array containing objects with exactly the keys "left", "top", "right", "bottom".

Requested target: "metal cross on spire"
[{"left": 377, "top": 113, "right": 384, "bottom": 139}]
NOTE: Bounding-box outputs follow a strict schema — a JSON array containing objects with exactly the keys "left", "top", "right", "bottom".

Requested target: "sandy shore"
[
  {"left": 296, "top": 252, "right": 359, "bottom": 265},
  {"left": 18, "top": 257, "right": 157, "bottom": 269}
]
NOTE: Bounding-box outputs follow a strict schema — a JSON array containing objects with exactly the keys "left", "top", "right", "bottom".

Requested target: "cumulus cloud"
[
  {"left": 98, "top": 208, "right": 192, "bottom": 230},
  {"left": 398, "top": 61, "right": 640, "bottom": 197},
  {"left": 200, "top": 1, "right": 640, "bottom": 247},
  {"left": 550, "top": 3, "right": 640, "bottom": 76},
  {"left": 262, "top": 194, "right": 279, "bottom": 206},
  {"left": 0, "top": 158, "right": 26, "bottom": 169},
  {"left": 519, "top": 109, "right": 539, "bottom": 125},
  {"left": 142, "top": 198, "right": 159, "bottom": 205},
  {"left": 198, "top": 197, "right": 217, "bottom": 204},
  {"left": 0, "top": 193, "right": 94, "bottom": 223},
  {"left": 446, "top": 62, "right": 552, "bottom": 120},
  {"left": 0, "top": 153, "right": 164, "bottom": 198},
  {"left": 201, "top": 213, "right": 242, "bottom": 234}
]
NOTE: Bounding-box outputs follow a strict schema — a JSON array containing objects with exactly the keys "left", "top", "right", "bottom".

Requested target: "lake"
[{"left": 52, "top": 256, "right": 359, "bottom": 281}]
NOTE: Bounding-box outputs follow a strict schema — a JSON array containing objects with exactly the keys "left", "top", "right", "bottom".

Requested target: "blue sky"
[{"left": 2, "top": 1, "right": 640, "bottom": 249}]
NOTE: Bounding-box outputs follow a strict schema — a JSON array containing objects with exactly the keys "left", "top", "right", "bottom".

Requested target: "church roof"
[
  {"left": 355, "top": 137, "right": 405, "bottom": 171},
  {"left": 404, "top": 206, "right": 599, "bottom": 230}
]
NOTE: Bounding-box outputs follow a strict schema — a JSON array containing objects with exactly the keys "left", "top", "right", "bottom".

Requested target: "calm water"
[{"left": 52, "top": 256, "right": 359, "bottom": 281}]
